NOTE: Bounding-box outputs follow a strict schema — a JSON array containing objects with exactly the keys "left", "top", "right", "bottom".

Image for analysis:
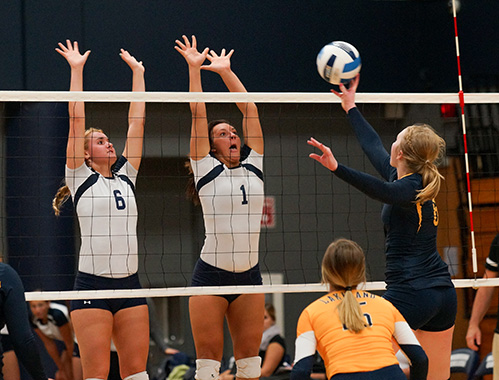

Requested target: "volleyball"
[{"left": 316, "top": 41, "right": 361, "bottom": 85}]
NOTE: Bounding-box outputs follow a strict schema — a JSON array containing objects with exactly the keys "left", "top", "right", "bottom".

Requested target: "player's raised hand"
[
  {"left": 175, "top": 35, "right": 209, "bottom": 68},
  {"left": 331, "top": 74, "right": 360, "bottom": 113},
  {"left": 308, "top": 137, "right": 338, "bottom": 172},
  {"left": 55, "top": 40, "right": 90, "bottom": 69},
  {"left": 120, "top": 49, "right": 145, "bottom": 73},
  {"left": 201, "top": 48, "right": 234, "bottom": 74}
]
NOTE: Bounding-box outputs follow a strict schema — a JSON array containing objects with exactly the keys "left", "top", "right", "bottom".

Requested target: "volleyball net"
[{"left": 0, "top": 91, "right": 499, "bottom": 301}]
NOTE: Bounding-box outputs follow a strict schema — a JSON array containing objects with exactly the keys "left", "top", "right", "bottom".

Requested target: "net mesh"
[{"left": 0, "top": 91, "right": 498, "bottom": 300}]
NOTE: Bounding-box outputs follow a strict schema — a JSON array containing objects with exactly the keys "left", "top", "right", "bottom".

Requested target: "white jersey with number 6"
[{"left": 66, "top": 157, "right": 138, "bottom": 278}]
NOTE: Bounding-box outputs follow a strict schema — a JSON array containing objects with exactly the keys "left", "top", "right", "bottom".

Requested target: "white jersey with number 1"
[{"left": 191, "top": 147, "right": 264, "bottom": 273}]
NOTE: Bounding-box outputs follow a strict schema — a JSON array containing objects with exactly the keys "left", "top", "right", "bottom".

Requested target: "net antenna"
[{"left": 451, "top": 0, "right": 478, "bottom": 279}]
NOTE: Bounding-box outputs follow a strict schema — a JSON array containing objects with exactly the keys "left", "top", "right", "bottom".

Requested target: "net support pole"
[{"left": 452, "top": 0, "right": 478, "bottom": 279}]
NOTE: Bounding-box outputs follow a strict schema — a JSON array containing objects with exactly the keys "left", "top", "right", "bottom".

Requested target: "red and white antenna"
[{"left": 451, "top": 0, "right": 478, "bottom": 277}]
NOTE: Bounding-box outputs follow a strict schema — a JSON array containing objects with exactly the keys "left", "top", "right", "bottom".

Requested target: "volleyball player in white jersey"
[
  {"left": 53, "top": 40, "right": 148, "bottom": 380},
  {"left": 175, "top": 35, "right": 265, "bottom": 380},
  {"left": 29, "top": 301, "right": 81, "bottom": 380}
]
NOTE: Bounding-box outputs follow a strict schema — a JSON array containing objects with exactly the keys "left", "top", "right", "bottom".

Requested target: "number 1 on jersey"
[{"left": 240, "top": 185, "right": 248, "bottom": 205}]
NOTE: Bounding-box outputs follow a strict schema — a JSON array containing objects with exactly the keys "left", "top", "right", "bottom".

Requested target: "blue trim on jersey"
[
  {"left": 196, "top": 145, "right": 261, "bottom": 192},
  {"left": 73, "top": 156, "right": 135, "bottom": 208},
  {"left": 241, "top": 163, "right": 263, "bottom": 182},
  {"left": 240, "top": 144, "right": 251, "bottom": 161},
  {"left": 196, "top": 164, "right": 224, "bottom": 192},
  {"left": 117, "top": 175, "right": 136, "bottom": 195},
  {"left": 73, "top": 172, "right": 99, "bottom": 209},
  {"left": 112, "top": 155, "right": 128, "bottom": 172}
]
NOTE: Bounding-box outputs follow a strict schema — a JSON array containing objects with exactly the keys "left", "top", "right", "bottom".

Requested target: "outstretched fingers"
[
  {"left": 307, "top": 137, "right": 327, "bottom": 151},
  {"left": 55, "top": 40, "right": 90, "bottom": 68}
]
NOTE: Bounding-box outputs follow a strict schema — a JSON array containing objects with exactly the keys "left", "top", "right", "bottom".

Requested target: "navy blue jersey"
[
  {"left": 333, "top": 108, "right": 453, "bottom": 290},
  {"left": 484, "top": 234, "right": 499, "bottom": 333},
  {"left": 0, "top": 263, "right": 47, "bottom": 380}
]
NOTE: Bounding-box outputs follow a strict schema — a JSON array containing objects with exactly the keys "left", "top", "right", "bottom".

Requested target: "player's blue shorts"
[
  {"left": 384, "top": 285, "right": 457, "bottom": 331},
  {"left": 71, "top": 271, "right": 146, "bottom": 314},
  {"left": 191, "top": 259, "right": 262, "bottom": 303},
  {"left": 331, "top": 365, "right": 406, "bottom": 380}
]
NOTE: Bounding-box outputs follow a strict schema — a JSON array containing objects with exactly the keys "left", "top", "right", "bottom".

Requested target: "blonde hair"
[
  {"left": 321, "top": 238, "right": 367, "bottom": 333},
  {"left": 399, "top": 124, "right": 446, "bottom": 204},
  {"left": 52, "top": 128, "right": 104, "bottom": 216}
]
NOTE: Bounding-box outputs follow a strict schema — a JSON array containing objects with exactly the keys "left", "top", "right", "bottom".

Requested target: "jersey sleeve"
[
  {"left": 65, "top": 163, "right": 93, "bottom": 195},
  {"left": 333, "top": 164, "right": 419, "bottom": 204},
  {"left": 243, "top": 147, "right": 263, "bottom": 171},
  {"left": 114, "top": 156, "right": 138, "bottom": 184},
  {"left": 347, "top": 107, "right": 393, "bottom": 181},
  {"left": 485, "top": 234, "right": 499, "bottom": 272},
  {"left": 190, "top": 155, "right": 220, "bottom": 185},
  {"left": 291, "top": 309, "right": 317, "bottom": 380},
  {"left": 2, "top": 265, "right": 47, "bottom": 380},
  {"left": 391, "top": 307, "right": 428, "bottom": 380},
  {"left": 51, "top": 308, "right": 69, "bottom": 327}
]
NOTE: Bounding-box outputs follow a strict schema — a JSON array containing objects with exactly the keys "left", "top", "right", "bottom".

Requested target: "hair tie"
[{"left": 345, "top": 286, "right": 352, "bottom": 291}]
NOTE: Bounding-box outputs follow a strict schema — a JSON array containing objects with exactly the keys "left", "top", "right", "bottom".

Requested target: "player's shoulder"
[{"left": 49, "top": 303, "right": 69, "bottom": 325}]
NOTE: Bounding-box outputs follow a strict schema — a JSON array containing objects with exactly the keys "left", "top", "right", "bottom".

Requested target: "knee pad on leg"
[
  {"left": 235, "top": 356, "right": 261, "bottom": 379},
  {"left": 123, "top": 371, "right": 149, "bottom": 380},
  {"left": 195, "top": 359, "right": 220, "bottom": 380}
]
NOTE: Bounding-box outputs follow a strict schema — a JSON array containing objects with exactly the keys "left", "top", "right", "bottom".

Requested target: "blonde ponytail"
[
  {"left": 400, "top": 124, "right": 446, "bottom": 204},
  {"left": 321, "top": 239, "right": 368, "bottom": 333},
  {"left": 337, "top": 289, "right": 367, "bottom": 333},
  {"left": 53, "top": 185, "right": 71, "bottom": 216}
]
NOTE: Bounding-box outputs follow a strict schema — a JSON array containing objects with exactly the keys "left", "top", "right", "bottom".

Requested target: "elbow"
[
  {"left": 410, "top": 355, "right": 429, "bottom": 379},
  {"left": 244, "top": 103, "right": 259, "bottom": 116},
  {"left": 260, "top": 368, "right": 275, "bottom": 378}
]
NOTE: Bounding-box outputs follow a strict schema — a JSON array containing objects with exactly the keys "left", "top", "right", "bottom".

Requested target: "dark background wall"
[
  {"left": 0, "top": 0, "right": 497, "bottom": 368},
  {"left": 1, "top": 1, "right": 498, "bottom": 93}
]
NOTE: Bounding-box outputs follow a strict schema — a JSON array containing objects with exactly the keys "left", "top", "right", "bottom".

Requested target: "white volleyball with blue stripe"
[{"left": 316, "top": 41, "right": 361, "bottom": 85}]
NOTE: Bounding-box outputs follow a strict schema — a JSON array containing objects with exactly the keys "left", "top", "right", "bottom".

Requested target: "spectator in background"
[{"left": 466, "top": 233, "right": 499, "bottom": 380}]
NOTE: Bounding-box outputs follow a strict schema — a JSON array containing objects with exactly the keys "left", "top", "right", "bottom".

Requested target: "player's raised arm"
[
  {"left": 175, "top": 35, "right": 211, "bottom": 160},
  {"left": 55, "top": 40, "right": 90, "bottom": 169},
  {"left": 202, "top": 49, "right": 263, "bottom": 155},
  {"left": 120, "top": 48, "right": 145, "bottom": 171}
]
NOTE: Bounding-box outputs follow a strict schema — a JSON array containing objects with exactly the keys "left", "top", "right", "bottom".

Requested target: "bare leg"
[
  {"left": 2, "top": 351, "right": 20, "bottom": 380},
  {"left": 71, "top": 309, "right": 113, "bottom": 379},
  {"left": 226, "top": 294, "right": 265, "bottom": 380},
  {"left": 189, "top": 295, "right": 228, "bottom": 360},
  {"left": 414, "top": 325, "right": 454, "bottom": 380},
  {"left": 112, "top": 305, "right": 149, "bottom": 379}
]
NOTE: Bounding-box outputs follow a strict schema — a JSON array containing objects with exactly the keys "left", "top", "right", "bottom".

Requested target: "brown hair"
[
  {"left": 265, "top": 303, "right": 276, "bottom": 322},
  {"left": 186, "top": 119, "right": 233, "bottom": 205},
  {"left": 321, "top": 238, "right": 367, "bottom": 333},
  {"left": 399, "top": 124, "right": 446, "bottom": 204},
  {"left": 52, "top": 128, "right": 104, "bottom": 216}
]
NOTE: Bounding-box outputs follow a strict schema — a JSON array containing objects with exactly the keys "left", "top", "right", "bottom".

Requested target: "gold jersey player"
[{"left": 291, "top": 239, "right": 428, "bottom": 380}]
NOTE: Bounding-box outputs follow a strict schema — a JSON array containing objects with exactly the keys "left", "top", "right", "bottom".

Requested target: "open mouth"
[{"left": 229, "top": 144, "right": 238, "bottom": 151}]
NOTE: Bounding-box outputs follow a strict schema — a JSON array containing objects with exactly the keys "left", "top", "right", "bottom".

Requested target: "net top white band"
[
  {"left": 24, "top": 278, "right": 497, "bottom": 301},
  {"left": 0, "top": 91, "right": 499, "bottom": 104}
]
